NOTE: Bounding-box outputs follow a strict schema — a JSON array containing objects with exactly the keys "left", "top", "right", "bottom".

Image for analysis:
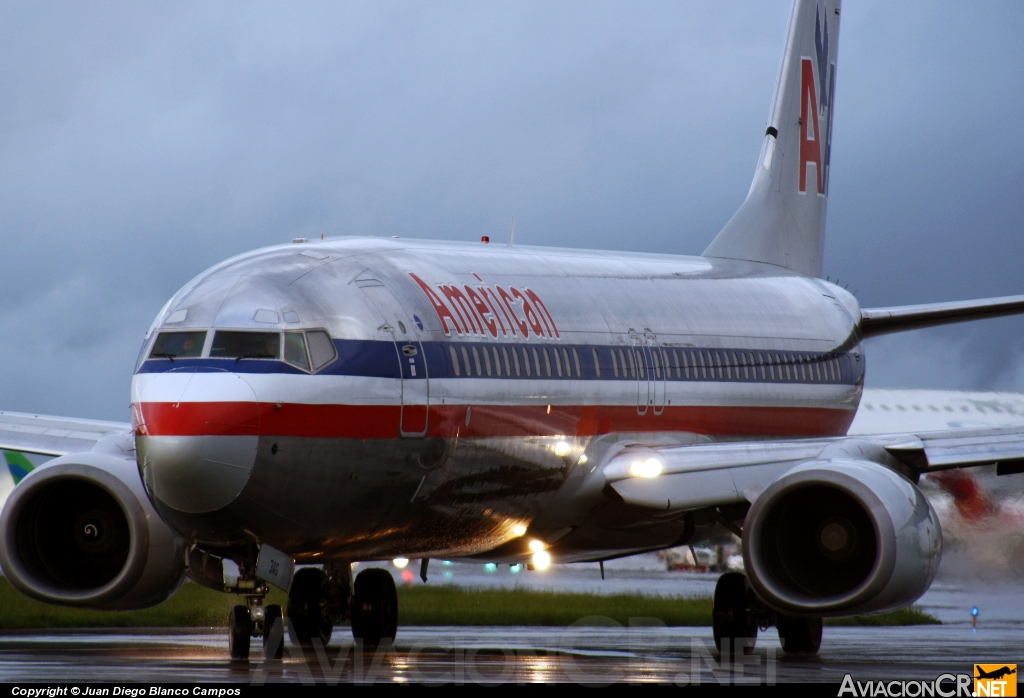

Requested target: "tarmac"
[{"left": 0, "top": 558, "right": 1020, "bottom": 685}]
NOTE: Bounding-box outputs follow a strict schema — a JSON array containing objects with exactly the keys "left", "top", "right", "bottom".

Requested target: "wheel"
[
  {"left": 712, "top": 572, "right": 757, "bottom": 656},
  {"left": 288, "top": 567, "right": 333, "bottom": 647},
  {"left": 263, "top": 604, "right": 284, "bottom": 660},
  {"left": 776, "top": 613, "right": 822, "bottom": 655},
  {"left": 350, "top": 568, "right": 398, "bottom": 646},
  {"left": 228, "top": 605, "right": 251, "bottom": 661}
]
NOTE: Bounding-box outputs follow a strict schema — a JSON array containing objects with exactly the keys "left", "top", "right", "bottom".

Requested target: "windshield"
[
  {"left": 149, "top": 331, "right": 206, "bottom": 360},
  {"left": 211, "top": 331, "right": 280, "bottom": 359}
]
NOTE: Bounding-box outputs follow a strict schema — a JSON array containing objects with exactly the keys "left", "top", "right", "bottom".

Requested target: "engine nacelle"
[
  {"left": 743, "top": 459, "right": 941, "bottom": 617},
  {"left": 0, "top": 442, "right": 187, "bottom": 610}
]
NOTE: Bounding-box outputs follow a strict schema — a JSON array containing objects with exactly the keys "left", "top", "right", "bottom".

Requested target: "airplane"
[
  {"left": 5, "top": 0, "right": 1024, "bottom": 662},
  {"left": 975, "top": 666, "right": 1017, "bottom": 681}
]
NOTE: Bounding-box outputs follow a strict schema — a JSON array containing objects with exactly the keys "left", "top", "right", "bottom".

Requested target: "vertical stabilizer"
[{"left": 703, "top": 0, "right": 841, "bottom": 278}]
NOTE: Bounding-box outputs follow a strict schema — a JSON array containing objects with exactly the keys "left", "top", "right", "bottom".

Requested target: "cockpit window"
[
  {"left": 284, "top": 332, "right": 310, "bottom": 371},
  {"left": 149, "top": 331, "right": 206, "bottom": 360},
  {"left": 306, "top": 330, "right": 337, "bottom": 371},
  {"left": 211, "top": 331, "right": 280, "bottom": 360}
]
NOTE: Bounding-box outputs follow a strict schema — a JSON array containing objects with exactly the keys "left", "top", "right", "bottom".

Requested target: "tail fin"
[
  {"left": 3, "top": 450, "right": 35, "bottom": 484},
  {"left": 703, "top": 0, "right": 841, "bottom": 278}
]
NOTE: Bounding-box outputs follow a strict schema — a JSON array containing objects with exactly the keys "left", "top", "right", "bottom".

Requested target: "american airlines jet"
[{"left": 3, "top": 0, "right": 1024, "bottom": 660}]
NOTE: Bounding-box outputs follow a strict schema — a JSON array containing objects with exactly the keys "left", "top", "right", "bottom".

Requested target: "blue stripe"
[{"left": 137, "top": 338, "right": 860, "bottom": 386}]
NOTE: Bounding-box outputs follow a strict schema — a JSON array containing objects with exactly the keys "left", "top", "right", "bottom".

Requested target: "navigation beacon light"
[
  {"left": 512, "top": 524, "right": 528, "bottom": 537},
  {"left": 392, "top": 558, "right": 410, "bottom": 569},
  {"left": 972, "top": 606, "right": 979, "bottom": 629}
]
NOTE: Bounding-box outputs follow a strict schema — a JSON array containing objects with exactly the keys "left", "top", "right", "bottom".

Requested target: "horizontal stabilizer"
[{"left": 860, "top": 294, "right": 1024, "bottom": 338}]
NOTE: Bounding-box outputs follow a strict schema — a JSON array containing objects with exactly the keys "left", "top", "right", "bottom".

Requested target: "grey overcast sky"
[{"left": 0, "top": 1, "right": 1022, "bottom": 422}]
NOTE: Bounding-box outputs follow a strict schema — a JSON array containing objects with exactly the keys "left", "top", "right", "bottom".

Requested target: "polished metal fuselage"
[{"left": 131, "top": 237, "right": 863, "bottom": 563}]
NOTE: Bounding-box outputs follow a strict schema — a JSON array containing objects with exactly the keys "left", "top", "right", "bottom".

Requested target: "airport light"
[
  {"left": 578, "top": 454, "right": 588, "bottom": 464},
  {"left": 628, "top": 458, "right": 663, "bottom": 478},
  {"left": 553, "top": 441, "right": 571, "bottom": 457},
  {"left": 531, "top": 550, "right": 551, "bottom": 570},
  {"left": 529, "top": 539, "right": 546, "bottom": 552},
  {"left": 512, "top": 524, "right": 528, "bottom": 537},
  {"left": 392, "top": 557, "right": 409, "bottom": 568}
]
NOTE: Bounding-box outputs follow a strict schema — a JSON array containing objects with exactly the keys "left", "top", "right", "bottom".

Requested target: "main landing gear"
[
  {"left": 712, "top": 572, "right": 822, "bottom": 657},
  {"left": 225, "top": 561, "right": 399, "bottom": 660}
]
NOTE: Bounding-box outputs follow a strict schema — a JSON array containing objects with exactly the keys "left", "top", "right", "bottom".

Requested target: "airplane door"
[
  {"left": 629, "top": 331, "right": 650, "bottom": 416},
  {"left": 355, "top": 274, "right": 429, "bottom": 438},
  {"left": 646, "top": 331, "right": 666, "bottom": 416}
]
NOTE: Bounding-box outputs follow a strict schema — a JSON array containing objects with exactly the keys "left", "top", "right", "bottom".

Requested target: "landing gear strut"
[{"left": 712, "top": 572, "right": 822, "bottom": 656}]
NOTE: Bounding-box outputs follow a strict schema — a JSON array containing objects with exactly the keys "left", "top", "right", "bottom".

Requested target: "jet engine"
[
  {"left": 743, "top": 459, "right": 941, "bottom": 617},
  {"left": 0, "top": 445, "right": 187, "bottom": 610}
]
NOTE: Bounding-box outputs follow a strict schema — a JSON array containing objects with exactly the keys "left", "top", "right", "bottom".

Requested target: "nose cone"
[
  {"left": 133, "top": 372, "right": 261, "bottom": 515},
  {"left": 137, "top": 434, "right": 257, "bottom": 514}
]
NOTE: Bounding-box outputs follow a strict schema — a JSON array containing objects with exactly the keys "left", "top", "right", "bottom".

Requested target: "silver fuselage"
[{"left": 131, "top": 237, "right": 864, "bottom": 562}]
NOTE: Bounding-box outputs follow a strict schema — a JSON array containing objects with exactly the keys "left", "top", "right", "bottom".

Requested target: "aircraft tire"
[
  {"left": 712, "top": 572, "right": 757, "bottom": 656},
  {"left": 776, "top": 613, "right": 822, "bottom": 655},
  {"left": 228, "top": 605, "right": 251, "bottom": 661},
  {"left": 263, "top": 604, "right": 285, "bottom": 660},
  {"left": 350, "top": 568, "right": 398, "bottom": 646},
  {"left": 287, "top": 567, "right": 333, "bottom": 647}
]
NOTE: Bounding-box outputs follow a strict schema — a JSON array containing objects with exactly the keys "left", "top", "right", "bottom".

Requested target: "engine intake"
[
  {"left": 0, "top": 448, "right": 187, "bottom": 610},
  {"left": 743, "top": 459, "right": 941, "bottom": 616}
]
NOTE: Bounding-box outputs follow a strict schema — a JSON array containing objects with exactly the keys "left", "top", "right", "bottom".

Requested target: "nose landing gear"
[{"left": 226, "top": 581, "right": 284, "bottom": 661}]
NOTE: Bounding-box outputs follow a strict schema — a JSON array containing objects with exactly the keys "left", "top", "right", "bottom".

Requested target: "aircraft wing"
[
  {"left": 861, "top": 293, "right": 1024, "bottom": 338},
  {"left": 0, "top": 410, "right": 131, "bottom": 457},
  {"left": 603, "top": 426, "right": 1024, "bottom": 514}
]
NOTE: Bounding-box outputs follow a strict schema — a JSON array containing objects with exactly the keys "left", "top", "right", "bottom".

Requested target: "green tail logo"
[{"left": 3, "top": 450, "right": 35, "bottom": 484}]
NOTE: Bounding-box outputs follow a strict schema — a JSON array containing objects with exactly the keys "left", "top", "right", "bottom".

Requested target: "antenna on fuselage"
[{"left": 507, "top": 215, "right": 515, "bottom": 247}]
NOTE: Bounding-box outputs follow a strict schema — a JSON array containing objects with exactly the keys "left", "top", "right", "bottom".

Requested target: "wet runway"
[
  {"left": 0, "top": 623, "right": 1019, "bottom": 684},
  {"left": 1, "top": 563, "right": 1020, "bottom": 684}
]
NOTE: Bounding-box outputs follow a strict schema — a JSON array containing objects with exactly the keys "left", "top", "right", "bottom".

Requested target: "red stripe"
[{"left": 137, "top": 401, "right": 855, "bottom": 439}]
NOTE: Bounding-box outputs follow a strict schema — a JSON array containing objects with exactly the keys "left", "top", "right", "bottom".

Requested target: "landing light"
[
  {"left": 512, "top": 524, "right": 528, "bottom": 537},
  {"left": 531, "top": 550, "right": 551, "bottom": 570},
  {"left": 628, "top": 458, "right": 663, "bottom": 478},
  {"left": 528, "top": 539, "right": 546, "bottom": 552},
  {"left": 392, "top": 558, "right": 409, "bottom": 568},
  {"left": 553, "top": 441, "right": 571, "bottom": 457}
]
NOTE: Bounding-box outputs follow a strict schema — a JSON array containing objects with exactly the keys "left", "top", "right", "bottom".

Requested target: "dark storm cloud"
[{"left": 0, "top": 1, "right": 1022, "bottom": 420}]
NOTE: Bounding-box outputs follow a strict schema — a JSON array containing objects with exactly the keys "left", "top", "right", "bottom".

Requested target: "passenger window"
[
  {"left": 652, "top": 349, "right": 661, "bottom": 379},
  {"left": 481, "top": 346, "right": 492, "bottom": 376},
  {"left": 814, "top": 359, "right": 822, "bottom": 382},
  {"left": 553, "top": 347, "right": 562, "bottom": 377},
  {"left": 739, "top": 352, "right": 748, "bottom": 380},
  {"left": 149, "top": 331, "right": 206, "bottom": 360},
  {"left": 472, "top": 346, "right": 483, "bottom": 376},
  {"left": 636, "top": 349, "right": 645, "bottom": 379},
  {"left": 492, "top": 347, "right": 502, "bottom": 377},
  {"left": 662, "top": 350, "right": 670, "bottom": 379},
  {"left": 306, "top": 331, "right": 337, "bottom": 371},
  {"left": 611, "top": 349, "right": 619, "bottom": 378},
  {"left": 627, "top": 349, "right": 637, "bottom": 379},
  {"left": 766, "top": 353, "right": 775, "bottom": 381},
  {"left": 714, "top": 351, "right": 723, "bottom": 379},
  {"left": 783, "top": 354, "right": 792, "bottom": 381},
  {"left": 211, "top": 331, "right": 280, "bottom": 360},
  {"left": 532, "top": 347, "right": 542, "bottom": 376},
  {"left": 450, "top": 346, "right": 461, "bottom": 376},
  {"left": 522, "top": 347, "right": 532, "bottom": 377},
  {"left": 698, "top": 351, "right": 707, "bottom": 379},
  {"left": 680, "top": 350, "right": 689, "bottom": 379},
  {"left": 564, "top": 348, "right": 574, "bottom": 377},
  {"left": 461, "top": 347, "right": 471, "bottom": 376},
  {"left": 502, "top": 346, "right": 512, "bottom": 376},
  {"left": 543, "top": 347, "right": 552, "bottom": 377},
  {"left": 572, "top": 348, "right": 581, "bottom": 377},
  {"left": 284, "top": 332, "right": 310, "bottom": 371},
  {"left": 724, "top": 352, "right": 732, "bottom": 380},
  {"left": 593, "top": 348, "right": 602, "bottom": 378}
]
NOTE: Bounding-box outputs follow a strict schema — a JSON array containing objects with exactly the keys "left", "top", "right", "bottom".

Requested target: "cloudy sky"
[{"left": 0, "top": 1, "right": 1022, "bottom": 422}]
